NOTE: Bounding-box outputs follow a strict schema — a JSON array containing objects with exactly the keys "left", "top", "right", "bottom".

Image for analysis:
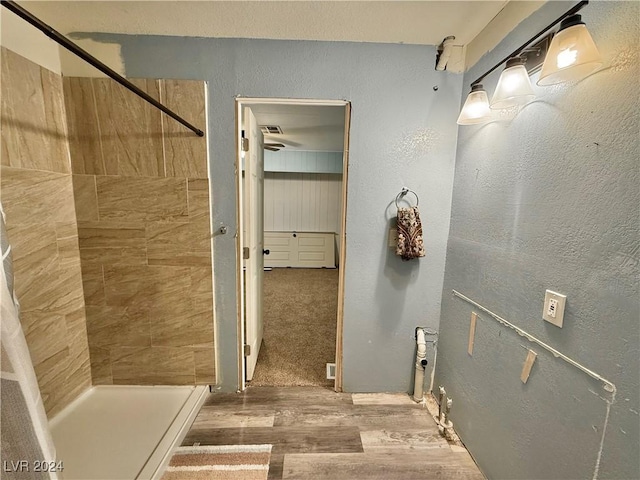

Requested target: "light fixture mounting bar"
[{"left": 470, "top": 0, "right": 589, "bottom": 87}]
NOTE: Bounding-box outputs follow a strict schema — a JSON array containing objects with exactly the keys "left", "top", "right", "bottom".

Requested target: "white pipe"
[
  {"left": 436, "top": 386, "right": 454, "bottom": 436},
  {"left": 427, "top": 339, "right": 437, "bottom": 394},
  {"left": 435, "top": 36, "right": 456, "bottom": 71},
  {"left": 413, "top": 328, "right": 427, "bottom": 402},
  {"left": 442, "top": 397, "right": 454, "bottom": 432},
  {"left": 438, "top": 386, "right": 446, "bottom": 424}
]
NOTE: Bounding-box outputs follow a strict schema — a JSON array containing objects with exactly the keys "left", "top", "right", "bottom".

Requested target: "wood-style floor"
[{"left": 182, "top": 387, "right": 485, "bottom": 479}]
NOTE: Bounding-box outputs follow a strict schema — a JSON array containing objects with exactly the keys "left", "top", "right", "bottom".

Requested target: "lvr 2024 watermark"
[{"left": 3, "top": 460, "right": 64, "bottom": 473}]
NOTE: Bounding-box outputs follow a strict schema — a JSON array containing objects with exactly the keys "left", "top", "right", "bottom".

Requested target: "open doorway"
[{"left": 235, "top": 98, "right": 350, "bottom": 392}]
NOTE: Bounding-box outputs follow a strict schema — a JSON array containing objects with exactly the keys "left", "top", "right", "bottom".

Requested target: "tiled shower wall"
[
  {"left": 63, "top": 77, "right": 215, "bottom": 385},
  {"left": 0, "top": 48, "right": 92, "bottom": 417}
]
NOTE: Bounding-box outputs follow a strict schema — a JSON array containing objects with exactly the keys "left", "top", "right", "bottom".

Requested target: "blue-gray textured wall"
[
  {"left": 435, "top": 2, "right": 639, "bottom": 479},
  {"left": 90, "top": 35, "right": 464, "bottom": 393}
]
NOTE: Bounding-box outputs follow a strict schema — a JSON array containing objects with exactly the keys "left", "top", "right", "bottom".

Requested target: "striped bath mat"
[{"left": 161, "top": 445, "right": 272, "bottom": 480}]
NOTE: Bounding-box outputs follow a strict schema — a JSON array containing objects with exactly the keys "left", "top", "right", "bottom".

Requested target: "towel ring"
[{"left": 395, "top": 188, "right": 419, "bottom": 209}]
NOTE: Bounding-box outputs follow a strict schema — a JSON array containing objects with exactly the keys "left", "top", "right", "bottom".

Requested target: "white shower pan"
[{"left": 49, "top": 385, "right": 208, "bottom": 480}]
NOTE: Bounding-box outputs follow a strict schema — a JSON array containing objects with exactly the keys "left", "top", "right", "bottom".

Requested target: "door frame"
[{"left": 234, "top": 97, "right": 351, "bottom": 392}]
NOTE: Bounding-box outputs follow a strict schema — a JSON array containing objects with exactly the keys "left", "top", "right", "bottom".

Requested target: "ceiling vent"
[{"left": 260, "top": 125, "right": 283, "bottom": 135}]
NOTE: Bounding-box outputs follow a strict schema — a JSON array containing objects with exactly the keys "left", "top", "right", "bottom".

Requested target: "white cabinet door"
[
  {"left": 263, "top": 232, "right": 297, "bottom": 267},
  {"left": 264, "top": 232, "right": 335, "bottom": 268}
]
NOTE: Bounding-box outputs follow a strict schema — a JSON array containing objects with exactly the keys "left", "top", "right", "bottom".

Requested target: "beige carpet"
[
  {"left": 250, "top": 268, "right": 338, "bottom": 387},
  {"left": 161, "top": 445, "right": 271, "bottom": 480}
]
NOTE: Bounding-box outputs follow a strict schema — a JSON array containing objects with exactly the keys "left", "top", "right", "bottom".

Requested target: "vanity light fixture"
[
  {"left": 537, "top": 14, "right": 602, "bottom": 85},
  {"left": 490, "top": 57, "right": 535, "bottom": 109},
  {"left": 457, "top": 84, "right": 492, "bottom": 125},
  {"left": 457, "top": 0, "right": 601, "bottom": 125}
]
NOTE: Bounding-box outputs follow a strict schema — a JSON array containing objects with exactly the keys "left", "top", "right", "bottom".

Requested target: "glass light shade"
[
  {"left": 457, "top": 84, "right": 491, "bottom": 125},
  {"left": 490, "top": 58, "right": 535, "bottom": 109},
  {"left": 538, "top": 15, "right": 602, "bottom": 86}
]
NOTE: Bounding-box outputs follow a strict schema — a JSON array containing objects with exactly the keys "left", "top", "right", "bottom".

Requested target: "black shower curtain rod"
[{"left": 1, "top": 0, "right": 205, "bottom": 137}]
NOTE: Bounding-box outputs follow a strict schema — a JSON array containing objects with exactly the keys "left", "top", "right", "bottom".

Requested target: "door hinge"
[
  {"left": 243, "top": 247, "right": 250, "bottom": 259},
  {"left": 241, "top": 137, "right": 249, "bottom": 152},
  {"left": 244, "top": 344, "right": 251, "bottom": 356}
]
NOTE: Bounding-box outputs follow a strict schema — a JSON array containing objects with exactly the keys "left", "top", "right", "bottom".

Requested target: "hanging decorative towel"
[{"left": 395, "top": 189, "right": 425, "bottom": 261}]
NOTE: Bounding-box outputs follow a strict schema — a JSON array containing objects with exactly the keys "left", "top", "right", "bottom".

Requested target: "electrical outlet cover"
[{"left": 543, "top": 290, "right": 566, "bottom": 327}]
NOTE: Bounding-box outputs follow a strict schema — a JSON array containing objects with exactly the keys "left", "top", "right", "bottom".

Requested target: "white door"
[{"left": 244, "top": 107, "right": 265, "bottom": 381}]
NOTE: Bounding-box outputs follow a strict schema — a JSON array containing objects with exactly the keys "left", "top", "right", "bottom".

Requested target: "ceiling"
[
  {"left": 23, "top": 1, "right": 509, "bottom": 47},
  {"left": 248, "top": 104, "right": 345, "bottom": 152}
]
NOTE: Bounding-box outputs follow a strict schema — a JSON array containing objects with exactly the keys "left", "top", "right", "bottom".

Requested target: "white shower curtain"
[{"left": 1, "top": 204, "right": 58, "bottom": 479}]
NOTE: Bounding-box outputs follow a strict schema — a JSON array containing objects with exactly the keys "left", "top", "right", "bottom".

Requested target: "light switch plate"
[{"left": 543, "top": 290, "right": 566, "bottom": 327}]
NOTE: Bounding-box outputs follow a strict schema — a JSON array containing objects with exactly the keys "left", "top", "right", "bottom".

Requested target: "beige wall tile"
[
  {"left": 31, "top": 349, "right": 68, "bottom": 391},
  {"left": 41, "top": 67, "right": 72, "bottom": 174},
  {"left": 54, "top": 348, "right": 91, "bottom": 416},
  {"left": 3, "top": 219, "right": 90, "bottom": 419},
  {"left": 150, "top": 302, "right": 214, "bottom": 348},
  {"left": 161, "top": 80, "right": 208, "bottom": 178},
  {"left": 80, "top": 263, "right": 105, "bottom": 306},
  {"left": 137, "top": 177, "right": 213, "bottom": 268},
  {"left": 103, "top": 265, "right": 190, "bottom": 310},
  {"left": 146, "top": 218, "right": 209, "bottom": 248},
  {"left": 22, "top": 307, "right": 90, "bottom": 418},
  {"left": 146, "top": 221, "right": 211, "bottom": 266},
  {"left": 1, "top": 167, "right": 76, "bottom": 225},
  {"left": 96, "top": 176, "right": 188, "bottom": 222},
  {"left": 80, "top": 247, "right": 148, "bottom": 266},
  {"left": 78, "top": 221, "right": 148, "bottom": 266},
  {"left": 57, "top": 235, "right": 82, "bottom": 270},
  {"left": 5, "top": 222, "right": 58, "bottom": 276},
  {"left": 189, "top": 214, "right": 212, "bottom": 248},
  {"left": 111, "top": 346, "right": 196, "bottom": 385},
  {"left": 0, "top": 48, "right": 70, "bottom": 173},
  {"left": 194, "top": 348, "right": 216, "bottom": 384},
  {"left": 187, "top": 178, "right": 211, "bottom": 220},
  {"left": 30, "top": 65, "right": 217, "bottom": 390},
  {"left": 63, "top": 78, "right": 104, "bottom": 175},
  {"left": 92, "top": 78, "right": 164, "bottom": 177},
  {"left": 14, "top": 251, "right": 84, "bottom": 316},
  {"left": 150, "top": 347, "right": 195, "bottom": 384},
  {"left": 110, "top": 346, "right": 155, "bottom": 385},
  {"left": 88, "top": 345, "right": 112, "bottom": 385},
  {"left": 66, "top": 306, "right": 91, "bottom": 358},
  {"left": 56, "top": 221, "right": 79, "bottom": 240},
  {"left": 1, "top": 50, "right": 91, "bottom": 417},
  {"left": 1, "top": 47, "right": 39, "bottom": 168},
  {"left": 21, "top": 311, "right": 68, "bottom": 367},
  {"left": 33, "top": 348, "right": 70, "bottom": 415},
  {"left": 72, "top": 175, "right": 99, "bottom": 221},
  {"left": 86, "top": 305, "right": 150, "bottom": 348},
  {"left": 190, "top": 266, "right": 214, "bottom": 297},
  {"left": 78, "top": 222, "right": 146, "bottom": 248},
  {"left": 146, "top": 254, "right": 210, "bottom": 267},
  {"left": 187, "top": 178, "right": 209, "bottom": 191}
]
